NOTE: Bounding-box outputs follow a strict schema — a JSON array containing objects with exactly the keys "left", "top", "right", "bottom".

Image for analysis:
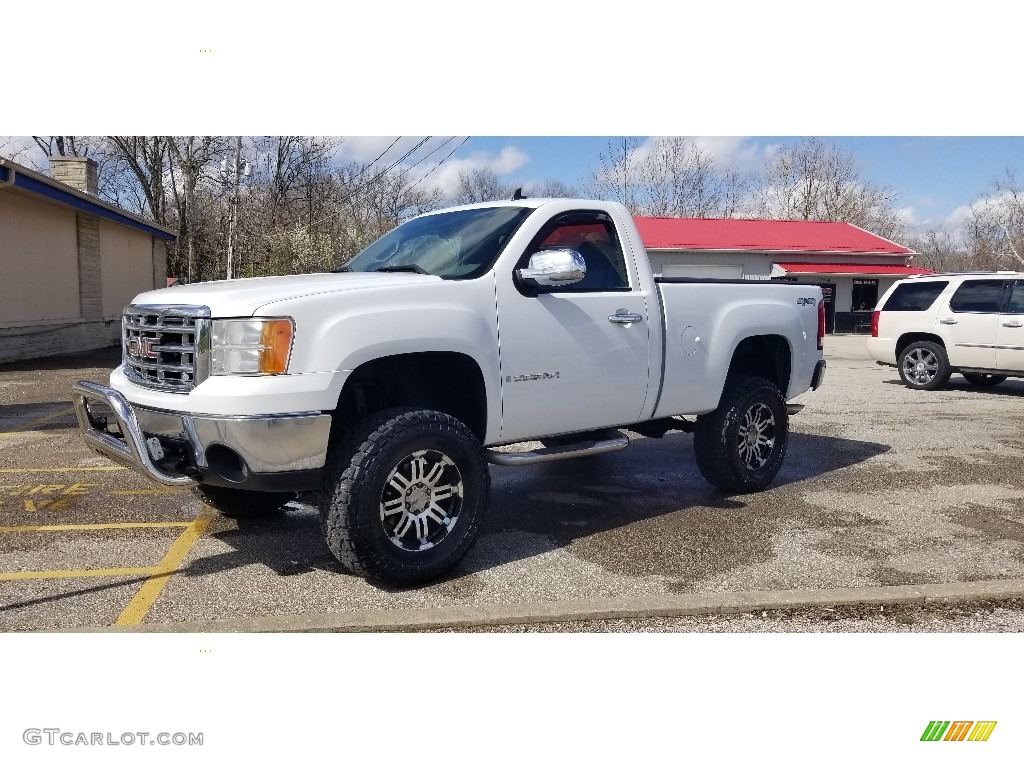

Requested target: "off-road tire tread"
[
  {"left": 694, "top": 375, "right": 789, "bottom": 494},
  {"left": 319, "top": 408, "right": 489, "bottom": 586}
]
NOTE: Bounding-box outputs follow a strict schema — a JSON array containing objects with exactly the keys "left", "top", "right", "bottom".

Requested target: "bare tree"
[
  {"left": 585, "top": 137, "right": 746, "bottom": 218},
  {"left": 166, "top": 136, "right": 229, "bottom": 282},
  {"left": 32, "top": 136, "right": 95, "bottom": 158},
  {"left": 905, "top": 228, "right": 969, "bottom": 272},
  {"left": 753, "top": 137, "right": 905, "bottom": 240},
  {"left": 526, "top": 179, "right": 580, "bottom": 198},
  {"left": 584, "top": 137, "right": 642, "bottom": 208},
  {"left": 104, "top": 136, "right": 172, "bottom": 221},
  {"left": 452, "top": 168, "right": 514, "bottom": 204}
]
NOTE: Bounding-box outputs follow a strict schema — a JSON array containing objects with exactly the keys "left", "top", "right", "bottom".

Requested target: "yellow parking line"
[
  {"left": 0, "top": 567, "right": 157, "bottom": 581},
  {"left": 3, "top": 406, "right": 77, "bottom": 434},
  {"left": 115, "top": 509, "right": 215, "bottom": 626},
  {"left": 0, "top": 522, "right": 192, "bottom": 533},
  {"left": 0, "top": 467, "right": 126, "bottom": 473}
]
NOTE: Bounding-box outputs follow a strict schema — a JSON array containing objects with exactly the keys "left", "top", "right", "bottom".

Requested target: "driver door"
[{"left": 495, "top": 210, "right": 652, "bottom": 443}]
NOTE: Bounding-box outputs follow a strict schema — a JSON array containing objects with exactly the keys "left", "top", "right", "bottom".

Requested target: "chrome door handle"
[
  {"left": 608, "top": 310, "right": 643, "bottom": 324},
  {"left": 939, "top": 318, "right": 958, "bottom": 325},
  {"left": 1003, "top": 320, "right": 1023, "bottom": 328}
]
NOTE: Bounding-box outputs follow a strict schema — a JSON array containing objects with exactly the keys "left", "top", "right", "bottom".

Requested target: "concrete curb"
[{"left": 70, "top": 578, "right": 1024, "bottom": 633}]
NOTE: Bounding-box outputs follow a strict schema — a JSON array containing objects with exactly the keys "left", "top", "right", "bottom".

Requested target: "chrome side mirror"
[{"left": 516, "top": 249, "right": 586, "bottom": 288}]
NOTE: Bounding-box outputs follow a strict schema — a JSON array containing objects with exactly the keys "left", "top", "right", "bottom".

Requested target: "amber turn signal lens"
[{"left": 259, "top": 319, "right": 293, "bottom": 374}]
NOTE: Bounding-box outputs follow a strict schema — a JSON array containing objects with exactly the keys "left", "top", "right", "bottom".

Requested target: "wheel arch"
[
  {"left": 334, "top": 352, "right": 488, "bottom": 443},
  {"left": 725, "top": 334, "right": 792, "bottom": 396},
  {"left": 896, "top": 332, "right": 946, "bottom": 358}
]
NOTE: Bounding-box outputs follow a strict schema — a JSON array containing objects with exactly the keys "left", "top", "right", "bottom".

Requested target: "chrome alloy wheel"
[
  {"left": 380, "top": 449, "right": 464, "bottom": 551},
  {"left": 902, "top": 347, "right": 938, "bottom": 385},
  {"left": 736, "top": 403, "right": 776, "bottom": 471}
]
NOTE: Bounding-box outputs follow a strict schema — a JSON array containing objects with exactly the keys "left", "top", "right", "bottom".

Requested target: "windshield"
[{"left": 344, "top": 206, "right": 533, "bottom": 279}]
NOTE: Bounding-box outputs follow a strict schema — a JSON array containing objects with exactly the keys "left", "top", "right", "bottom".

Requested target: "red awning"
[{"left": 772, "top": 262, "right": 932, "bottom": 277}]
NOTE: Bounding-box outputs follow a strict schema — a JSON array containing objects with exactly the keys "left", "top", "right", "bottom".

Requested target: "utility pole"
[{"left": 226, "top": 136, "right": 241, "bottom": 280}]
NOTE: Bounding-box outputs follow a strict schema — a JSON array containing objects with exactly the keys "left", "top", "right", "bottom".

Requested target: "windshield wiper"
[
  {"left": 372, "top": 265, "right": 429, "bottom": 275},
  {"left": 330, "top": 265, "right": 350, "bottom": 273}
]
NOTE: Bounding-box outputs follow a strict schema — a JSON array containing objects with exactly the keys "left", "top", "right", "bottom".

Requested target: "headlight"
[{"left": 210, "top": 318, "right": 294, "bottom": 375}]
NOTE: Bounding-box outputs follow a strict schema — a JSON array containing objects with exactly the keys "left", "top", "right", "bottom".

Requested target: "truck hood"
[{"left": 129, "top": 271, "right": 443, "bottom": 317}]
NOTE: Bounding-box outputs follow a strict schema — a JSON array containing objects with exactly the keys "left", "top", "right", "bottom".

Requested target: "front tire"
[
  {"left": 191, "top": 485, "right": 294, "bottom": 516},
  {"left": 962, "top": 373, "right": 1007, "bottom": 387},
  {"left": 898, "top": 341, "right": 951, "bottom": 390},
  {"left": 694, "top": 376, "right": 789, "bottom": 493},
  {"left": 319, "top": 408, "right": 490, "bottom": 587}
]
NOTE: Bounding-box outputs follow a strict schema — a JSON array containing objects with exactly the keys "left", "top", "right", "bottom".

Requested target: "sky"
[{"left": 5, "top": 134, "right": 1020, "bottom": 236}]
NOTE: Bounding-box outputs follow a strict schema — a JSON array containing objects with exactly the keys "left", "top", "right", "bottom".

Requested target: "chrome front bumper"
[{"left": 72, "top": 380, "right": 332, "bottom": 489}]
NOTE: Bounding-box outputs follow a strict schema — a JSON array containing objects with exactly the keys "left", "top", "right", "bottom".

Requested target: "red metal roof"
[
  {"left": 634, "top": 216, "right": 913, "bottom": 255},
  {"left": 774, "top": 262, "right": 931, "bottom": 276}
]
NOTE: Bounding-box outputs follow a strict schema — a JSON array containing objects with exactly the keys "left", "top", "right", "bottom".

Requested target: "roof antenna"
[{"left": 512, "top": 187, "right": 525, "bottom": 201}]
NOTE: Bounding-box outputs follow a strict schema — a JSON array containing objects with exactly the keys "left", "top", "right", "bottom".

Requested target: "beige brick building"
[{"left": 0, "top": 156, "right": 176, "bottom": 363}]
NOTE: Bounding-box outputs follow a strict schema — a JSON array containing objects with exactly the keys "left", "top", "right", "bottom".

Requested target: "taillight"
[
  {"left": 870, "top": 310, "right": 880, "bottom": 338},
  {"left": 817, "top": 300, "right": 825, "bottom": 350}
]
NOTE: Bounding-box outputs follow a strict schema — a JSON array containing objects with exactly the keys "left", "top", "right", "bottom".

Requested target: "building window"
[{"left": 852, "top": 279, "right": 878, "bottom": 311}]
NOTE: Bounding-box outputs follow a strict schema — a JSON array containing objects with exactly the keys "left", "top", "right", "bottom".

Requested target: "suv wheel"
[
  {"left": 898, "top": 341, "right": 951, "bottom": 390},
  {"left": 962, "top": 373, "right": 1007, "bottom": 387}
]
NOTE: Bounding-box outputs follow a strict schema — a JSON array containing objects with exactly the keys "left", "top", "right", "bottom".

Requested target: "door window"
[
  {"left": 1007, "top": 281, "right": 1024, "bottom": 313},
  {"left": 949, "top": 280, "right": 1006, "bottom": 313},
  {"left": 520, "top": 211, "right": 629, "bottom": 292}
]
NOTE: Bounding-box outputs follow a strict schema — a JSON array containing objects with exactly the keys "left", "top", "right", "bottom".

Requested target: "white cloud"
[
  {"left": 691, "top": 136, "right": 778, "bottom": 172},
  {"left": 419, "top": 147, "right": 531, "bottom": 196}
]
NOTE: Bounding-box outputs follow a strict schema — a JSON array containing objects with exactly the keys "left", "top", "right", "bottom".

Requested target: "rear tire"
[
  {"left": 898, "top": 341, "right": 951, "bottom": 390},
  {"left": 962, "top": 373, "right": 1006, "bottom": 387},
  {"left": 191, "top": 485, "right": 293, "bottom": 516},
  {"left": 694, "top": 376, "right": 789, "bottom": 493},
  {"left": 319, "top": 408, "right": 489, "bottom": 587}
]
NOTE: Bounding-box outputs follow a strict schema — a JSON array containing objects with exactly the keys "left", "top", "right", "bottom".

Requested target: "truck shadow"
[
  {"left": 451, "top": 430, "right": 890, "bottom": 585},
  {"left": 0, "top": 402, "right": 79, "bottom": 430},
  {"left": 182, "top": 430, "right": 889, "bottom": 590},
  {"left": 0, "top": 346, "right": 121, "bottom": 374}
]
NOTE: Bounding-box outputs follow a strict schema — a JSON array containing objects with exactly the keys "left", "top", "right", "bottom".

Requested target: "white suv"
[{"left": 867, "top": 272, "right": 1024, "bottom": 390}]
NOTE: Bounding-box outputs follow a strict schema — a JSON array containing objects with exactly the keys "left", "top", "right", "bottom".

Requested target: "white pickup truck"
[{"left": 74, "top": 198, "right": 826, "bottom": 585}]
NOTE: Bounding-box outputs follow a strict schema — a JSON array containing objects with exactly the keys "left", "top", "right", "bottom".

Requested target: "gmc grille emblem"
[{"left": 127, "top": 336, "right": 159, "bottom": 360}]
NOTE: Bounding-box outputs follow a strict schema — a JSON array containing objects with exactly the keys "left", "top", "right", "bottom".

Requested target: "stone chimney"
[{"left": 49, "top": 156, "right": 99, "bottom": 195}]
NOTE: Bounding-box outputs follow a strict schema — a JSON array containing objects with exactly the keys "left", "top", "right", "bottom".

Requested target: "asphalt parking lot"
[{"left": 1, "top": 335, "right": 1023, "bottom": 632}]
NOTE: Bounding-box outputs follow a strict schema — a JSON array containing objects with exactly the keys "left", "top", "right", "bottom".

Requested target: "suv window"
[
  {"left": 1007, "top": 282, "right": 1024, "bottom": 314},
  {"left": 882, "top": 280, "right": 948, "bottom": 311},
  {"left": 949, "top": 280, "right": 1006, "bottom": 313}
]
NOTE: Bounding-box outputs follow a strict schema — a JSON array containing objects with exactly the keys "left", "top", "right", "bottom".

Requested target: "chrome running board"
[{"left": 486, "top": 430, "right": 629, "bottom": 466}]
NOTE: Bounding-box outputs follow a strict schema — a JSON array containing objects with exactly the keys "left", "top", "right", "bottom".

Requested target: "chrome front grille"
[{"left": 122, "top": 304, "right": 211, "bottom": 392}]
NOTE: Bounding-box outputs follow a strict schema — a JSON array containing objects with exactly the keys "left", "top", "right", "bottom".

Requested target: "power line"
[
  {"left": 305, "top": 137, "right": 435, "bottom": 230},
  {"left": 410, "top": 136, "right": 470, "bottom": 190},
  {"left": 362, "top": 137, "right": 402, "bottom": 176}
]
